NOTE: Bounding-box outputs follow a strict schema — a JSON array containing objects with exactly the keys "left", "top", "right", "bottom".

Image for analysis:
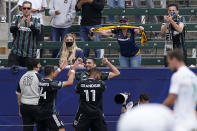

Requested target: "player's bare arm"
[
  {"left": 163, "top": 93, "right": 177, "bottom": 107},
  {"left": 102, "top": 58, "right": 120, "bottom": 79},
  {"left": 62, "top": 58, "right": 82, "bottom": 87},
  {"left": 53, "top": 60, "right": 68, "bottom": 79}
]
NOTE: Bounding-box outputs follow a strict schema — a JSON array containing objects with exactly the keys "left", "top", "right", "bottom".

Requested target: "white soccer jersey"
[{"left": 169, "top": 66, "right": 197, "bottom": 130}]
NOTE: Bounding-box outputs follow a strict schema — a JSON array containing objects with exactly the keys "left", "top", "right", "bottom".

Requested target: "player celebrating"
[
  {"left": 163, "top": 49, "right": 197, "bottom": 131},
  {"left": 73, "top": 57, "right": 120, "bottom": 129},
  {"left": 37, "top": 59, "right": 80, "bottom": 131},
  {"left": 75, "top": 68, "right": 108, "bottom": 131},
  {"left": 75, "top": 57, "right": 120, "bottom": 81}
]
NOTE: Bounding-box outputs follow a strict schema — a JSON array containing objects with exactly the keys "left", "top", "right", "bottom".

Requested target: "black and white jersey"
[
  {"left": 75, "top": 71, "right": 109, "bottom": 81},
  {"left": 16, "top": 70, "right": 42, "bottom": 105},
  {"left": 75, "top": 78, "right": 106, "bottom": 118},
  {"left": 38, "top": 78, "right": 63, "bottom": 118}
]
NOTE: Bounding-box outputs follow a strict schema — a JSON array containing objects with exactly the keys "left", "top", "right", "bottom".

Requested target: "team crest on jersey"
[{"left": 23, "top": 76, "right": 33, "bottom": 86}]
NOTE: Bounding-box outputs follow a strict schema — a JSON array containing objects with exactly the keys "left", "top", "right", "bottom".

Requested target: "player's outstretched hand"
[
  {"left": 71, "top": 58, "right": 83, "bottom": 71},
  {"left": 59, "top": 60, "right": 68, "bottom": 70}
]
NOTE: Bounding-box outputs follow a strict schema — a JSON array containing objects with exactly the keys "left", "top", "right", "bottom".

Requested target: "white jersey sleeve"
[{"left": 169, "top": 74, "right": 180, "bottom": 95}]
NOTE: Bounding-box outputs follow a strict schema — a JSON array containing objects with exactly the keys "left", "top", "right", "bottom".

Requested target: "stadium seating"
[
  {"left": 45, "top": 8, "right": 197, "bottom": 16},
  {"left": 1, "top": 8, "right": 196, "bottom": 67}
]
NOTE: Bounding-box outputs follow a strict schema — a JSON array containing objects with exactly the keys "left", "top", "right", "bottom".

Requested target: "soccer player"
[
  {"left": 73, "top": 57, "right": 120, "bottom": 129},
  {"left": 37, "top": 60, "right": 80, "bottom": 131},
  {"left": 75, "top": 68, "right": 108, "bottom": 131},
  {"left": 75, "top": 57, "right": 120, "bottom": 80},
  {"left": 163, "top": 49, "right": 197, "bottom": 131}
]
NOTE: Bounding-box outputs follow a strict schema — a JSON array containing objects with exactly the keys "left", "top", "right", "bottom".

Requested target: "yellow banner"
[{"left": 92, "top": 26, "right": 148, "bottom": 45}]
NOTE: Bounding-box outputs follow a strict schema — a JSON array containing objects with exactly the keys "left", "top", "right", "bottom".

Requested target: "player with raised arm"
[
  {"left": 37, "top": 59, "right": 81, "bottom": 131},
  {"left": 75, "top": 68, "right": 108, "bottom": 131}
]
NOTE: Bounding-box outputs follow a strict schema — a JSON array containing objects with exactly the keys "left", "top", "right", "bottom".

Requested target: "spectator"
[
  {"left": 76, "top": 0, "right": 105, "bottom": 58},
  {"left": 91, "top": 16, "right": 144, "bottom": 67},
  {"left": 8, "top": 1, "right": 41, "bottom": 67},
  {"left": 160, "top": 4, "right": 187, "bottom": 67},
  {"left": 107, "top": 0, "right": 125, "bottom": 23},
  {"left": 0, "top": 0, "right": 6, "bottom": 23},
  {"left": 18, "top": 0, "right": 47, "bottom": 57},
  {"left": 132, "top": 0, "right": 158, "bottom": 24},
  {"left": 49, "top": 0, "right": 77, "bottom": 58},
  {"left": 59, "top": 33, "right": 84, "bottom": 68},
  {"left": 121, "top": 93, "right": 150, "bottom": 113}
]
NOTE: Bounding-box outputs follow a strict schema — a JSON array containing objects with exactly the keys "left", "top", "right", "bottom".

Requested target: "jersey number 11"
[{"left": 84, "top": 90, "right": 96, "bottom": 102}]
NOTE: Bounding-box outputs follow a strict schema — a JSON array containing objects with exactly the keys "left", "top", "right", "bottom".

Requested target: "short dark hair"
[
  {"left": 22, "top": 1, "right": 32, "bottom": 8},
  {"left": 44, "top": 65, "right": 55, "bottom": 76},
  {"left": 86, "top": 58, "right": 96, "bottom": 64},
  {"left": 167, "top": 49, "right": 185, "bottom": 62},
  {"left": 27, "top": 58, "right": 40, "bottom": 71},
  {"left": 139, "top": 94, "right": 149, "bottom": 101},
  {"left": 89, "top": 68, "right": 101, "bottom": 76},
  {"left": 168, "top": 4, "right": 179, "bottom": 10}
]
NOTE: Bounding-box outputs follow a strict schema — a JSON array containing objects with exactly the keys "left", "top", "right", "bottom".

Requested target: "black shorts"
[
  {"left": 37, "top": 113, "right": 64, "bottom": 131},
  {"left": 75, "top": 114, "right": 108, "bottom": 131}
]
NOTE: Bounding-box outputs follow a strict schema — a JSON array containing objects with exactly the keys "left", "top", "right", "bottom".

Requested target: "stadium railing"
[
  {"left": 0, "top": 57, "right": 196, "bottom": 67},
  {"left": 45, "top": 8, "right": 197, "bottom": 16},
  {"left": 43, "top": 24, "right": 197, "bottom": 33},
  {"left": 1, "top": 41, "right": 196, "bottom": 67},
  {"left": 7, "top": 41, "right": 197, "bottom": 49}
]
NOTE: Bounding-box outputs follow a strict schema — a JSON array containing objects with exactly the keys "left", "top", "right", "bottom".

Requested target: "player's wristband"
[
  {"left": 70, "top": 70, "right": 75, "bottom": 73},
  {"left": 57, "top": 68, "right": 61, "bottom": 72}
]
